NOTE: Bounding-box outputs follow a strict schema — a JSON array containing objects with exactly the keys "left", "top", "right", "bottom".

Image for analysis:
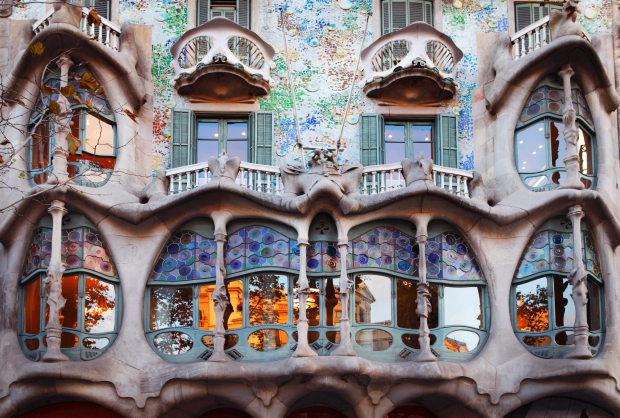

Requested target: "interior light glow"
[
  {"left": 242, "top": 132, "right": 246, "bottom": 136},
  {"left": 523, "top": 161, "right": 527, "bottom": 164},
  {"left": 519, "top": 141, "right": 523, "bottom": 144},
  {"left": 388, "top": 135, "right": 393, "bottom": 138},
  {"left": 533, "top": 152, "right": 536, "bottom": 154},
  {"left": 539, "top": 145, "right": 543, "bottom": 148},
  {"left": 214, "top": 133, "right": 219, "bottom": 137},
  {"left": 539, "top": 127, "right": 543, "bottom": 131},
  {"left": 425, "top": 137, "right": 429, "bottom": 141},
  {"left": 522, "top": 167, "right": 526, "bottom": 169}
]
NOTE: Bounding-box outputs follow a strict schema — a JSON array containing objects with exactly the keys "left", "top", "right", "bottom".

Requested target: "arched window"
[
  {"left": 512, "top": 217, "right": 604, "bottom": 359},
  {"left": 28, "top": 66, "right": 116, "bottom": 187},
  {"left": 20, "top": 214, "right": 120, "bottom": 361},
  {"left": 515, "top": 76, "right": 595, "bottom": 191},
  {"left": 348, "top": 221, "right": 487, "bottom": 362}
]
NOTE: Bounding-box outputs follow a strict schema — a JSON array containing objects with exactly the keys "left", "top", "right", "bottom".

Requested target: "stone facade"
[{"left": 1, "top": 0, "right": 620, "bottom": 416}]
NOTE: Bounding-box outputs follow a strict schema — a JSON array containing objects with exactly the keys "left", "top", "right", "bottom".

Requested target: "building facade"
[{"left": 0, "top": 0, "right": 619, "bottom": 416}]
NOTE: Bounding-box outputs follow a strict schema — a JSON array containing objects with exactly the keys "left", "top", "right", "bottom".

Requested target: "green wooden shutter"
[
  {"left": 237, "top": 0, "right": 249, "bottom": 28},
  {"left": 197, "top": 0, "right": 210, "bottom": 25},
  {"left": 515, "top": 4, "right": 533, "bottom": 32},
  {"left": 360, "top": 114, "right": 385, "bottom": 166},
  {"left": 249, "top": 111, "right": 273, "bottom": 165},
  {"left": 424, "top": 0, "right": 433, "bottom": 25},
  {"left": 171, "top": 109, "right": 196, "bottom": 168},
  {"left": 436, "top": 113, "right": 458, "bottom": 168},
  {"left": 94, "top": 0, "right": 109, "bottom": 19},
  {"left": 391, "top": 0, "right": 407, "bottom": 31},
  {"left": 382, "top": 0, "right": 390, "bottom": 35},
  {"left": 409, "top": 0, "right": 424, "bottom": 23}
]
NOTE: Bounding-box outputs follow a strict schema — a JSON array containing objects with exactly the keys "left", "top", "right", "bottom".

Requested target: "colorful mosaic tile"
[
  {"left": 153, "top": 230, "right": 216, "bottom": 280},
  {"left": 23, "top": 227, "right": 51, "bottom": 276},
  {"left": 441, "top": 232, "right": 482, "bottom": 281},
  {"left": 583, "top": 230, "right": 601, "bottom": 276},
  {"left": 516, "top": 230, "right": 574, "bottom": 279},
  {"left": 83, "top": 228, "right": 115, "bottom": 277},
  {"left": 518, "top": 86, "right": 593, "bottom": 127}
]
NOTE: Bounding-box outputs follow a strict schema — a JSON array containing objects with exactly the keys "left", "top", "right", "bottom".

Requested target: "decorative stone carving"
[
  {"left": 549, "top": 0, "right": 584, "bottom": 41},
  {"left": 293, "top": 242, "right": 318, "bottom": 358},
  {"left": 208, "top": 151, "right": 241, "bottom": 182},
  {"left": 49, "top": 0, "right": 83, "bottom": 28},
  {"left": 402, "top": 153, "right": 434, "bottom": 185},
  {"left": 557, "top": 65, "right": 585, "bottom": 191},
  {"left": 564, "top": 205, "right": 592, "bottom": 359},
  {"left": 41, "top": 200, "right": 70, "bottom": 363},
  {"left": 208, "top": 233, "right": 231, "bottom": 362},
  {"left": 412, "top": 233, "right": 436, "bottom": 362},
  {"left": 48, "top": 54, "right": 74, "bottom": 185},
  {"left": 331, "top": 243, "right": 356, "bottom": 356}
]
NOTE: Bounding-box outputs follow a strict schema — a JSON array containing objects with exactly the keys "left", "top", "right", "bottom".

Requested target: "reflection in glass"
[
  {"left": 293, "top": 277, "right": 320, "bottom": 326},
  {"left": 293, "top": 331, "right": 320, "bottom": 344},
  {"left": 355, "top": 329, "right": 393, "bottom": 351},
  {"left": 197, "top": 140, "right": 219, "bottom": 162},
  {"left": 326, "top": 331, "right": 340, "bottom": 344},
  {"left": 43, "top": 332, "right": 79, "bottom": 348},
  {"left": 84, "top": 277, "right": 116, "bottom": 333},
  {"left": 522, "top": 335, "right": 551, "bottom": 347},
  {"left": 555, "top": 330, "right": 574, "bottom": 345},
  {"left": 588, "top": 335, "right": 600, "bottom": 347},
  {"left": 550, "top": 121, "right": 566, "bottom": 168},
  {"left": 227, "top": 122, "right": 248, "bottom": 139},
  {"left": 24, "top": 339, "right": 40, "bottom": 350},
  {"left": 578, "top": 128, "right": 594, "bottom": 175},
  {"left": 525, "top": 175, "right": 548, "bottom": 189},
  {"left": 401, "top": 333, "right": 437, "bottom": 349},
  {"left": 248, "top": 329, "right": 288, "bottom": 351},
  {"left": 249, "top": 275, "right": 288, "bottom": 325},
  {"left": 587, "top": 280, "right": 601, "bottom": 331},
  {"left": 515, "top": 277, "right": 549, "bottom": 332},
  {"left": 24, "top": 278, "right": 41, "bottom": 334},
  {"left": 227, "top": 140, "right": 247, "bottom": 161},
  {"left": 385, "top": 124, "right": 405, "bottom": 165},
  {"left": 83, "top": 337, "right": 110, "bottom": 349},
  {"left": 444, "top": 330, "right": 479, "bottom": 352},
  {"left": 324, "top": 278, "right": 342, "bottom": 326},
  {"left": 149, "top": 287, "right": 194, "bottom": 331},
  {"left": 551, "top": 171, "right": 566, "bottom": 186},
  {"left": 84, "top": 114, "right": 114, "bottom": 155},
  {"left": 199, "top": 280, "right": 244, "bottom": 331},
  {"left": 355, "top": 275, "right": 392, "bottom": 326},
  {"left": 201, "top": 334, "right": 239, "bottom": 350},
  {"left": 411, "top": 125, "right": 433, "bottom": 160},
  {"left": 516, "top": 122, "right": 547, "bottom": 173},
  {"left": 60, "top": 275, "right": 79, "bottom": 329},
  {"left": 554, "top": 277, "right": 574, "bottom": 327},
  {"left": 153, "top": 331, "right": 194, "bottom": 355},
  {"left": 197, "top": 122, "right": 219, "bottom": 138},
  {"left": 397, "top": 280, "right": 438, "bottom": 329},
  {"left": 444, "top": 287, "right": 482, "bottom": 328},
  {"left": 31, "top": 123, "right": 50, "bottom": 184}
]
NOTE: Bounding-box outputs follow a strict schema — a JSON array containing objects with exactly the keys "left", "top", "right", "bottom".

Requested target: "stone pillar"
[
  {"left": 41, "top": 200, "right": 70, "bottom": 363},
  {"left": 48, "top": 53, "right": 73, "bottom": 185},
  {"left": 564, "top": 205, "right": 592, "bottom": 359},
  {"left": 293, "top": 242, "right": 317, "bottom": 357},
  {"left": 208, "top": 233, "right": 231, "bottom": 362},
  {"left": 331, "top": 242, "right": 356, "bottom": 356},
  {"left": 557, "top": 64, "right": 585, "bottom": 191},
  {"left": 412, "top": 234, "right": 436, "bottom": 362}
]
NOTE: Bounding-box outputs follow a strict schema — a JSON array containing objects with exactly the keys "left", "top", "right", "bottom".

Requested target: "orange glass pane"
[
  {"left": 293, "top": 277, "right": 320, "bottom": 326},
  {"left": 247, "top": 329, "right": 288, "bottom": 351},
  {"left": 60, "top": 275, "right": 79, "bottom": 329},
  {"left": 324, "top": 278, "right": 341, "bottom": 326},
  {"left": 23, "top": 278, "right": 41, "bottom": 334},
  {"left": 31, "top": 123, "right": 50, "bottom": 185},
  {"left": 84, "top": 277, "right": 116, "bottom": 333},
  {"left": 248, "top": 275, "right": 288, "bottom": 325},
  {"left": 198, "top": 284, "right": 215, "bottom": 331},
  {"left": 199, "top": 280, "right": 243, "bottom": 331},
  {"left": 24, "top": 338, "right": 40, "bottom": 350},
  {"left": 515, "top": 278, "right": 549, "bottom": 332},
  {"left": 42, "top": 332, "right": 78, "bottom": 348}
]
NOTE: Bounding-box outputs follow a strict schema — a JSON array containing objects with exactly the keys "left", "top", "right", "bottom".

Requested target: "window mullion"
[
  {"left": 545, "top": 118, "right": 552, "bottom": 170},
  {"left": 548, "top": 276, "right": 555, "bottom": 332},
  {"left": 78, "top": 273, "right": 85, "bottom": 333},
  {"left": 220, "top": 119, "right": 227, "bottom": 155}
]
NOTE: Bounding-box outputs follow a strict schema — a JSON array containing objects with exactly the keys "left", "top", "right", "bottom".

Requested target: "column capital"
[
  {"left": 214, "top": 232, "right": 227, "bottom": 242},
  {"left": 297, "top": 240, "right": 309, "bottom": 247},
  {"left": 567, "top": 205, "right": 585, "bottom": 221},
  {"left": 415, "top": 234, "right": 428, "bottom": 244},
  {"left": 48, "top": 200, "right": 67, "bottom": 216},
  {"left": 56, "top": 53, "right": 74, "bottom": 70},
  {"left": 558, "top": 64, "right": 574, "bottom": 81}
]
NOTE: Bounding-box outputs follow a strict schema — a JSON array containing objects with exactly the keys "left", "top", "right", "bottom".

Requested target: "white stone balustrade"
[
  {"left": 32, "top": 7, "right": 121, "bottom": 51},
  {"left": 358, "top": 22, "right": 463, "bottom": 88},
  {"left": 170, "top": 17, "right": 275, "bottom": 86},
  {"left": 511, "top": 15, "right": 591, "bottom": 60},
  {"left": 167, "top": 160, "right": 473, "bottom": 198}
]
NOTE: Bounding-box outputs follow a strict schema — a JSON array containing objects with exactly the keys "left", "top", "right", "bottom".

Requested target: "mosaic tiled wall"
[{"left": 12, "top": 0, "right": 613, "bottom": 173}]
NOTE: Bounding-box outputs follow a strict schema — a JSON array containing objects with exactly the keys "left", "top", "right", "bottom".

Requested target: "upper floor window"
[
  {"left": 385, "top": 121, "right": 434, "bottom": 164},
  {"left": 515, "top": 2, "right": 562, "bottom": 33},
  {"left": 515, "top": 80, "right": 595, "bottom": 191},
  {"left": 381, "top": 0, "right": 433, "bottom": 35},
  {"left": 29, "top": 66, "right": 116, "bottom": 188},
  {"left": 170, "top": 110, "right": 273, "bottom": 168},
  {"left": 197, "top": 0, "right": 250, "bottom": 28},
  {"left": 82, "top": 0, "right": 110, "bottom": 20}
]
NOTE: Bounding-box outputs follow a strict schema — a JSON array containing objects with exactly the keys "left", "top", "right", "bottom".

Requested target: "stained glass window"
[{"left": 152, "top": 230, "right": 217, "bottom": 281}]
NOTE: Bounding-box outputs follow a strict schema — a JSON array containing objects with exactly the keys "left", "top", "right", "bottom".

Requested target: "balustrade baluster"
[
  {"left": 168, "top": 176, "right": 174, "bottom": 194},
  {"left": 276, "top": 174, "right": 282, "bottom": 195},
  {"left": 388, "top": 170, "right": 394, "bottom": 190},
  {"left": 534, "top": 27, "right": 541, "bottom": 50},
  {"left": 176, "top": 174, "right": 182, "bottom": 193},
  {"left": 528, "top": 31, "right": 533, "bottom": 53},
  {"left": 542, "top": 23, "right": 548, "bottom": 45},
  {"left": 82, "top": 13, "right": 88, "bottom": 33},
  {"left": 363, "top": 174, "right": 368, "bottom": 195},
  {"left": 455, "top": 175, "right": 462, "bottom": 196},
  {"left": 248, "top": 170, "right": 254, "bottom": 190},
  {"left": 448, "top": 174, "right": 453, "bottom": 194},
  {"left": 266, "top": 173, "right": 273, "bottom": 194},
  {"left": 105, "top": 26, "right": 111, "bottom": 47},
  {"left": 432, "top": 170, "right": 437, "bottom": 188},
  {"left": 440, "top": 173, "right": 445, "bottom": 190},
  {"left": 513, "top": 41, "right": 519, "bottom": 60},
  {"left": 380, "top": 171, "right": 386, "bottom": 193},
  {"left": 371, "top": 172, "right": 377, "bottom": 195},
  {"left": 463, "top": 176, "right": 469, "bottom": 197},
  {"left": 520, "top": 36, "right": 526, "bottom": 57}
]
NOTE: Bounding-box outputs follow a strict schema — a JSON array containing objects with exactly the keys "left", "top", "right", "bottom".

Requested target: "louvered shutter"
[
  {"left": 94, "top": 0, "right": 109, "bottom": 19},
  {"left": 436, "top": 113, "right": 458, "bottom": 168},
  {"left": 382, "top": 0, "right": 390, "bottom": 35},
  {"left": 515, "top": 4, "right": 532, "bottom": 32},
  {"left": 391, "top": 0, "right": 407, "bottom": 31},
  {"left": 360, "top": 114, "right": 385, "bottom": 166},
  {"left": 171, "top": 109, "right": 196, "bottom": 169},
  {"left": 249, "top": 111, "right": 273, "bottom": 165},
  {"left": 409, "top": 1, "right": 424, "bottom": 23},
  {"left": 424, "top": 0, "right": 433, "bottom": 25},
  {"left": 197, "top": 0, "right": 210, "bottom": 25},
  {"left": 237, "top": 0, "right": 249, "bottom": 28}
]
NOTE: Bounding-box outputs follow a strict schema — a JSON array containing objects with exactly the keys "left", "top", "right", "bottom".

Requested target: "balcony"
[
  {"left": 358, "top": 23, "right": 463, "bottom": 106},
  {"left": 166, "top": 160, "right": 473, "bottom": 197},
  {"left": 170, "top": 17, "right": 276, "bottom": 103}
]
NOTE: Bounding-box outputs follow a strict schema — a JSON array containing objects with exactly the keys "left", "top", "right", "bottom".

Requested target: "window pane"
[
  {"left": 197, "top": 140, "right": 219, "bottom": 162},
  {"left": 325, "top": 278, "right": 342, "bottom": 326},
  {"left": 355, "top": 328, "right": 393, "bottom": 351},
  {"left": 60, "top": 275, "right": 79, "bottom": 329},
  {"left": 385, "top": 124, "right": 405, "bottom": 142},
  {"left": 578, "top": 128, "right": 594, "bottom": 175},
  {"left": 355, "top": 275, "right": 392, "bottom": 326},
  {"left": 550, "top": 121, "right": 566, "bottom": 168},
  {"left": 411, "top": 125, "right": 432, "bottom": 143},
  {"left": 197, "top": 122, "right": 219, "bottom": 139},
  {"left": 515, "top": 277, "right": 548, "bottom": 332},
  {"left": 385, "top": 142, "right": 406, "bottom": 165},
  {"left": 227, "top": 122, "right": 248, "bottom": 139},
  {"left": 397, "top": 280, "right": 438, "bottom": 329},
  {"left": 554, "top": 276, "right": 574, "bottom": 327},
  {"left": 199, "top": 280, "right": 243, "bottom": 330},
  {"left": 444, "top": 287, "right": 483, "bottom": 328},
  {"left": 149, "top": 287, "right": 194, "bottom": 331},
  {"left": 444, "top": 330, "right": 480, "bottom": 352},
  {"left": 587, "top": 280, "right": 601, "bottom": 331},
  {"left": 516, "top": 122, "right": 547, "bottom": 173},
  {"left": 84, "top": 277, "right": 116, "bottom": 333},
  {"left": 227, "top": 140, "right": 247, "bottom": 161},
  {"left": 293, "top": 277, "right": 320, "bottom": 326},
  {"left": 84, "top": 114, "right": 114, "bottom": 155},
  {"left": 24, "top": 278, "right": 41, "bottom": 334},
  {"left": 411, "top": 143, "right": 432, "bottom": 160},
  {"left": 31, "top": 123, "right": 50, "bottom": 184},
  {"left": 249, "top": 274, "right": 288, "bottom": 325}
]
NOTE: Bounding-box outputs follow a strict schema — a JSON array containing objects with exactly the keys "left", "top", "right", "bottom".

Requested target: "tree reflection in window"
[
  {"left": 293, "top": 276, "right": 320, "bottom": 326},
  {"left": 149, "top": 287, "right": 193, "bottom": 330},
  {"left": 84, "top": 277, "right": 116, "bottom": 333},
  {"left": 516, "top": 277, "right": 549, "bottom": 333},
  {"left": 249, "top": 274, "right": 288, "bottom": 325}
]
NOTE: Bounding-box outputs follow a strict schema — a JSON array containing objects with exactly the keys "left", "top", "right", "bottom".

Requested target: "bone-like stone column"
[
  {"left": 49, "top": 54, "right": 73, "bottom": 185},
  {"left": 293, "top": 242, "right": 317, "bottom": 357},
  {"left": 564, "top": 205, "right": 592, "bottom": 359},
  {"left": 412, "top": 233, "right": 436, "bottom": 362},
  {"left": 41, "top": 200, "right": 70, "bottom": 362},
  {"left": 209, "top": 232, "right": 231, "bottom": 362},
  {"left": 331, "top": 242, "right": 356, "bottom": 356},
  {"left": 557, "top": 64, "right": 585, "bottom": 191}
]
